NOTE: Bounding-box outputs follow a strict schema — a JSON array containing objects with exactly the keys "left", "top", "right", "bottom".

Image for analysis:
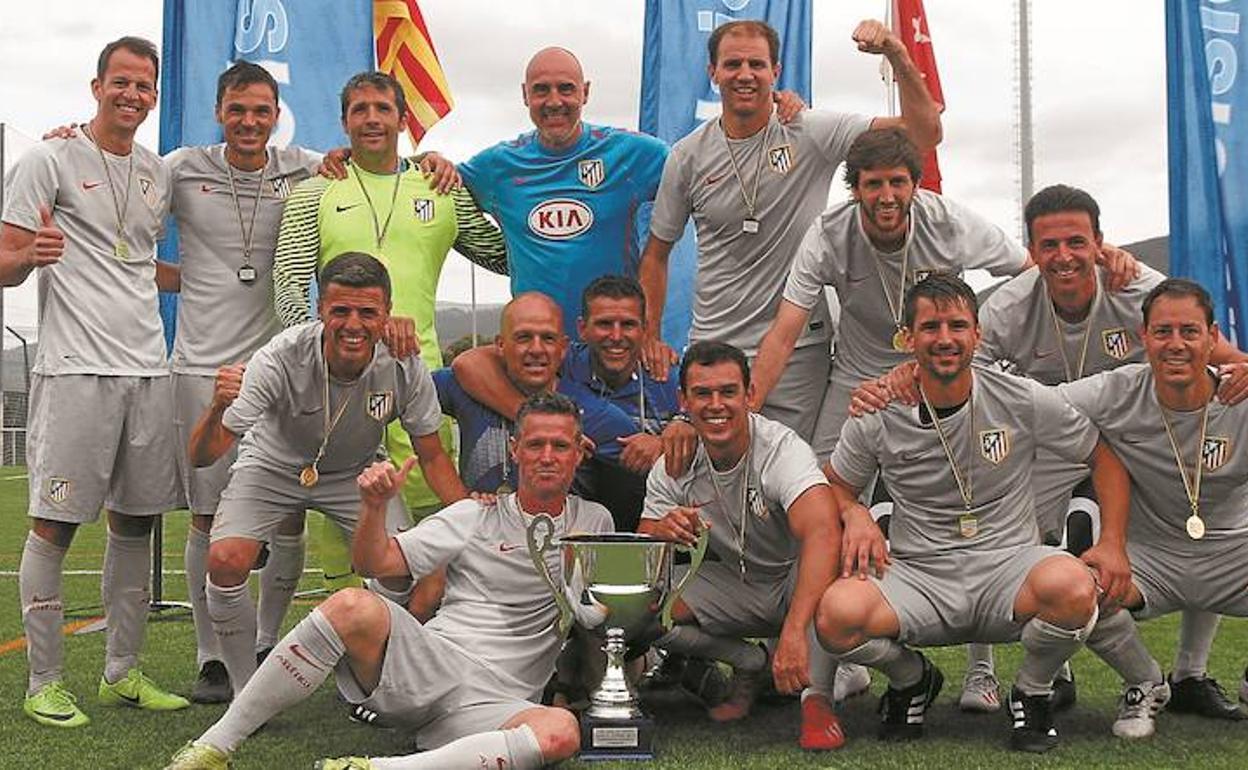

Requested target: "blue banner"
[
  {"left": 639, "top": 0, "right": 813, "bottom": 353},
  {"left": 1167, "top": 0, "right": 1248, "bottom": 344},
  {"left": 158, "top": 0, "right": 374, "bottom": 344}
]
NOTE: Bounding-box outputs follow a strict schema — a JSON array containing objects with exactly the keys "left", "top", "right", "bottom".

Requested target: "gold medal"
[
  {"left": 958, "top": 513, "right": 978, "bottom": 538},
  {"left": 496, "top": 482, "right": 513, "bottom": 495},
  {"left": 114, "top": 240, "right": 130, "bottom": 260},
  {"left": 892, "top": 329, "right": 907, "bottom": 352},
  {"left": 299, "top": 465, "right": 319, "bottom": 488},
  {"left": 1186, "top": 514, "right": 1205, "bottom": 540}
]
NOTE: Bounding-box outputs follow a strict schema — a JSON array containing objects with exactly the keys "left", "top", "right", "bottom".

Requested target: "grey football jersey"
[
  {"left": 167, "top": 144, "right": 319, "bottom": 374},
  {"left": 832, "top": 366, "right": 1099, "bottom": 556},
  {"left": 977, "top": 265, "right": 1164, "bottom": 384},
  {"left": 397, "top": 494, "right": 613, "bottom": 697},
  {"left": 785, "top": 191, "right": 1026, "bottom": 384},
  {"left": 223, "top": 322, "right": 443, "bottom": 474},
  {"left": 1060, "top": 365, "right": 1248, "bottom": 548},
  {"left": 641, "top": 413, "right": 828, "bottom": 580},
  {"left": 2, "top": 134, "right": 169, "bottom": 375},
  {"left": 650, "top": 110, "right": 871, "bottom": 355}
]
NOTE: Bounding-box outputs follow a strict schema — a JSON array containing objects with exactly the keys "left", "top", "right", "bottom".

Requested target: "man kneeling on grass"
[{"left": 165, "top": 392, "right": 614, "bottom": 770}]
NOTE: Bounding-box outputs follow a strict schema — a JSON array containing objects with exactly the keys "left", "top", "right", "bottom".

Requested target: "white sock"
[
  {"left": 1087, "top": 608, "right": 1163, "bottom": 686},
  {"left": 838, "top": 638, "right": 924, "bottom": 689},
  {"left": 256, "top": 533, "right": 305, "bottom": 651},
  {"left": 207, "top": 577, "right": 258, "bottom": 695},
  {"left": 1016, "top": 615, "right": 1088, "bottom": 696},
  {"left": 20, "top": 531, "right": 67, "bottom": 693},
  {"left": 200, "top": 608, "right": 343, "bottom": 753},
  {"left": 102, "top": 529, "right": 151, "bottom": 683},
  {"left": 966, "top": 643, "right": 995, "bottom": 677},
  {"left": 656, "top": 625, "right": 767, "bottom": 672},
  {"left": 185, "top": 527, "right": 220, "bottom": 667},
  {"left": 370, "top": 724, "right": 545, "bottom": 770},
  {"left": 1173, "top": 610, "right": 1222, "bottom": 681}
]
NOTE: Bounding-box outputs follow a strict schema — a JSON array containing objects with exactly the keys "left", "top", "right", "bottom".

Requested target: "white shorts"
[
  {"left": 172, "top": 373, "right": 234, "bottom": 517},
  {"left": 27, "top": 373, "right": 182, "bottom": 522},
  {"left": 335, "top": 597, "right": 537, "bottom": 749},
  {"left": 210, "top": 463, "right": 409, "bottom": 544}
]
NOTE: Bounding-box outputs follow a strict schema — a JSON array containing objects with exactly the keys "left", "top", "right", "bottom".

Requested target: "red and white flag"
[{"left": 892, "top": 0, "right": 944, "bottom": 192}]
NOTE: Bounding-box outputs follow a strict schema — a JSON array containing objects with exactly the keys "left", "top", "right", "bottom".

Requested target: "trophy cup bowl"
[{"left": 527, "top": 516, "right": 706, "bottom": 761}]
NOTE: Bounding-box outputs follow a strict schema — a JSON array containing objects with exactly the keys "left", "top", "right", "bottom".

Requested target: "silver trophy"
[{"left": 527, "top": 515, "right": 707, "bottom": 761}]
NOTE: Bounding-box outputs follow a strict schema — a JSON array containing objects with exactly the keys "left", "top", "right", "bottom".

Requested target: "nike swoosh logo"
[
  {"left": 335, "top": 204, "right": 361, "bottom": 213},
  {"left": 82, "top": 181, "right": 102, "bottom": 190},
  {"left": 498, "top": 543, "right": 523, "bottom": 552},
  {"left": 115, "top": 692, "right": 141, "bottom": 705},
  {"left": 31, "top": 708, "right": 77, "bottom": 722},
  {"left": 200, "top": 184, "right": 213, "bottom": 193},
  {"left": 1034, "top": 349, "right": 1057, "bottom": 359},
  {"left": 289, "top": 644, "right": 325, "bottom": 671},
  {"left": 703, "top": 171, "right": 730, "bottom": 186}
]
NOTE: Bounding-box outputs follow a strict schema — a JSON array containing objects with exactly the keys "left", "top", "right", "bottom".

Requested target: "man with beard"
[{"left": 816, "top": 274, "right": 1126, "bottom": 753}]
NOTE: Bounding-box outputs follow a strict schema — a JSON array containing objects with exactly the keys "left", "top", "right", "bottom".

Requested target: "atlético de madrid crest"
[
  {"left": 1202, "top": 436, "right": 1231, "bottom": 471},
  {"left": 578, "top": 159, "right": 605, "bottom": 189},
  {"left": 413, "top": 198, "right": 435, "bottom": 222},
  {"left": 979, "top": 429, "right": 1010, "bottom": 465},
  {"left": 1102, "top": 328, "right": 1131, "bottom": 360},
  {"left": 367, "top": 391, "right": 394, "bottom": 422},
  {"left": 768, "top": 144, "right": 793, "bottom": 174}
]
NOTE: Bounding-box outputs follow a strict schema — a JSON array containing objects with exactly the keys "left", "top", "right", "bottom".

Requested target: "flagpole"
[
  {"left": 884, "top": 0, "right": 898, "bottom": 117},
  {"left": 1015, "top": 0, "right": 1035, "bottom": 241}
]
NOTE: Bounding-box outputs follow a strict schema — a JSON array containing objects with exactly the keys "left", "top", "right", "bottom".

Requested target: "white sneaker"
[
  {"left": 959, "top": 670, "right": 1002, "bottom": 713},
  {"left": 1112, "top": 681, "right": 1171, "bottom": 739},
  {"left": 832, "top": 663, "right": 871, "bottom": 704}
]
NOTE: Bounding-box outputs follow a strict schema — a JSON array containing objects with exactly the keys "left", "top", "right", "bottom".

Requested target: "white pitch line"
[
  {"left": 0, "top": 569, "right": 322, "bottom": 577},
  {"left": 1, "top": 473, "right": 28, "bottom": 480}
]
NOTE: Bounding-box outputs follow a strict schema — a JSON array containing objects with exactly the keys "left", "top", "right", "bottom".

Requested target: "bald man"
[{"left": 457, "top": 47, "right": 670, "bottom": 338}]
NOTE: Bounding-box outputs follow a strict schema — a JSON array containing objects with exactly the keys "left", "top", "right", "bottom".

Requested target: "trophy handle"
[
  {"left": 660, "top": 526, "right": 708, "bottom": 630},
  {"left": 526, "top": 514, "right": 574, "bottom": 637}
]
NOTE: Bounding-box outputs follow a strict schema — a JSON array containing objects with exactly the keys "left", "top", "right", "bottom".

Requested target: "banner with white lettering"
[
  {"left": 639, "top": 0, "right": 813, "bottom": 352},
  {"left": 1167, "top": 0, "right": 1248, "bottom": 343},
  {"left": 158, "top": 0, "right": 373, "bottom": 344}
]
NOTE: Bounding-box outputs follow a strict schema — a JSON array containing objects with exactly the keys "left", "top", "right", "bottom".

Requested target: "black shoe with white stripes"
[
  {"left": 1008, "top": 687, "right": 1058, "bottom": 753},
  {"left": 877, "top": 653, "right": 944, "bottom": 741}
]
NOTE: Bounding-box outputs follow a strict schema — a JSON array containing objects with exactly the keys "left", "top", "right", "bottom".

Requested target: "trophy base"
[{"left": 578, "top": 713, "right": 657, "bottom": 761}]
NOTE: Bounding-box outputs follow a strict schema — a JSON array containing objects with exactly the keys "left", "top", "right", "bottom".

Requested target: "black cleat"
[
  {"left": 1051, "top": 669, "right": 1077, "bottom": 712},
  {"left": 348, "top": 702, "right": 386, "bottom": 728},
  {"left": 1008, "top": 687, "right": 1059, "bottom": 753},
  {"left": 680, "top": 656, "right": 730, "bottom": 708},
  {"left": 189, "top": 660, "right": 232, "bottom": 704},
  {"left": 877, "top": 654, "right": 944, "bottom": 741},
  {"left": 1167, "top": 674, "right": 1248, "bottom": 720}
]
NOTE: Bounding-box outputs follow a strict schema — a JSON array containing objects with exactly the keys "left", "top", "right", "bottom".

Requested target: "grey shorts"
[
  {"left": 679, "top": 560, "right": 793, "bottom": 637},
  {"left": 335, "top": 597, "right": 537, "bottom": 750},
  {"left": 1130, "top": 536, "right": 1248, "bottom": 620},
  {"left": 810, "top": 366, "right": 855, "bottom": 460},
  {"left": 172, "top": 373, "right": 234, "bottom": 517},
  {"left": 210, "top": 463, "right": 410, "bottom": 544},
  {"left": 874, "top": 545, "right": 1072, "bottom": 646},
  {"left": 755, "top": 343, "right": 830, "bottom": 443},
  {"left": 27, "top": 373, "right": 183, "bottom": 522},
  {"left": 1032, "top": 449, "right": 1090, "bottom": 541}
]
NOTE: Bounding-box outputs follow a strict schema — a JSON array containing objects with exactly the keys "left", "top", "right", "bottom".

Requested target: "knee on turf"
[{"left": 530, "top": 706, "right": 581, "bottom": 762}]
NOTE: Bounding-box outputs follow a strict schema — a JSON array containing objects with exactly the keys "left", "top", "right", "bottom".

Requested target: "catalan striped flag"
[{"left": 374, "top": 0, "right": 453, "bottom": 143}]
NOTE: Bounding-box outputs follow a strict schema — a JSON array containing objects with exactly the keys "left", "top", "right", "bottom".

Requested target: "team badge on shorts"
[
  {"left": 367, "top": 391, "right": 394, "bottom": 422},
  {"left": 768, "top": 144, "right": 793, "bottom": 174},
  {"left": 1102, "top": 328, "right": 1131, "bottom": 360},
  {"left": 139, "top": 176, "right": 159, "bottom": 209},
  {"left": 413, "top": 198, "right": 435, "bottom": 222},
  {"left": 1202, "top": 436, "right": 1231, "bottom": 471},
  {"left": 271, "top": 176, "right": 291, "bottom": 199},
  {"left": 578, "top": 159, "right": 605, "bottom": 189},
  {"left": 48, "top": 478, "right": 70, "bottom": 504},
  {"left": 979, "top": 429, "right": 1011, "bottom": 465}
]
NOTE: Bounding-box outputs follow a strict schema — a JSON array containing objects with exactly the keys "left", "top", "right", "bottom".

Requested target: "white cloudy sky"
[{"left": 0, "top": 0, "right": 1168, "bottom": 338}]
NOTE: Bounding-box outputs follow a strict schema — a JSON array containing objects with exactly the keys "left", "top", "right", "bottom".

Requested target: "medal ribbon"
[
  {"left": 85, "top": 123, "right": 136, "bottom": 261},
  {"left": 353, "top": 161, "right": 404, "bottom": 250},
  {"left": 225, "top": 153, "right": 268, "bottom": 273},
  {"left": 1160, "top": 402, "right": 1210, "bottom": 528},
  {"left": 720, "top": 119, "right": 770, "bottom": 225},
  {"left": 919, "top": 382, "right": 975, "bottom": 512}
]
